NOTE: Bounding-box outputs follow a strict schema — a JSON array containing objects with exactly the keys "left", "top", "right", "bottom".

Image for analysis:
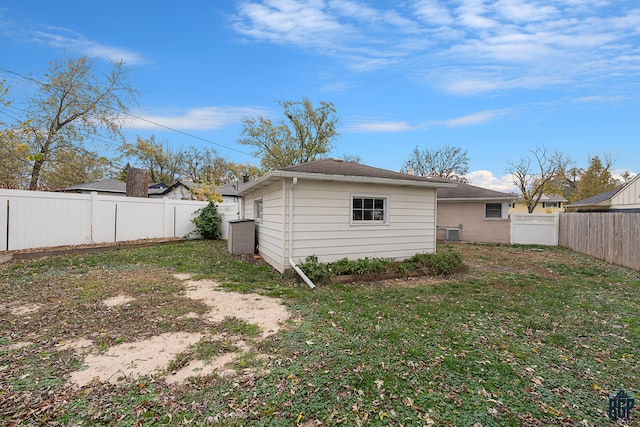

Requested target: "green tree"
[
  {"left": 119, "top": 135, "right": 185, "bottom": 185},
  {"left": 0, "top": 80, "right": 10, "bottom": 122},
  {"left": 227, "top": 161, "right": 262, "bottom": 181},
  {"left": 401, "top": 145, "right": 469, "bottom": 181},
  {"left": 38, "top": 149, "right": 110, "bottom": 189},
  {"left": 183, "top": 146, "right": 240, "bottom": 184},
  {"left": 0, "top": 129, "right": 31, "bottom": 188},
  {"left": 572, "top": 156, "right": 620, "bottom": 202},
  {"left": 10, "top": 56, "right": 138, "bottom": 190},
  {"left": 238, "top": 98, "right": 339, "bottom": 170},
  {"left": 0, "top": 81, "right": 30, "bottom": 188}
]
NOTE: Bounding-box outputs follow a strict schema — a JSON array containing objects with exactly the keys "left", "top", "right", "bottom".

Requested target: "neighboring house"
[
  {"left": 237, "top": 158, "right": 454, "bottom": 274},
  {"left": 566, "top": 175, "right": 640, "bottom": 212},
  {"left": 213, "top": 179, "right": 252, "bottom": 221},
  {"left": 216, "top": 179, "right": 251, "bottom": 204},
  {"left": 509, "top": 194, "right": 568, "bottom": 214},
  {"left": 64, "top": 179, "right": 191, "bottom": 199},
  {"left": 437, "top": 181, "right": 515, "bottom": 244}
]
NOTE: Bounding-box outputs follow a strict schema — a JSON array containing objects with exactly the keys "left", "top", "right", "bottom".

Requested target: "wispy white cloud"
[
  {"left": 347, "top": 121, "right": 416, "bottom": 132},
  {"left": 231, "top": 0, "right": 640, "bottom": 94},
  {"left": 574, "top": 95, "right": 626, "bottom": 104},
  {"left": 232, "top": 0, "right": 425, "bottom": 71},
  {"left": 414, "top": 0, "right": 455, "bottom": 26},
  {"left": 0, "top": 18, "right": 147, "bottom": 64},
  {"left": 444, "top": 109, "right": 513, "bottom": 127},
  {"left": 125, "top": 106, "right": 271, "bottom": 130},
  {"left": 346, "top": 108, "right": 511, "bottom": 133}
]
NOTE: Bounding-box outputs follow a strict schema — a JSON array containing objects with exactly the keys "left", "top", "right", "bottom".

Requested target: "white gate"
[{"left": 510, "top": 213, "right": 559, "bottom": 246}]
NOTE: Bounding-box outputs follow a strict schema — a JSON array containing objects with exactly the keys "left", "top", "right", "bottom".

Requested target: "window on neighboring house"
[
  {"left": 543, "top": 202, "right": 560, "bottom": 208},
  {"left": 485, "top": 203, "right": 503, "bottom": 218},
  {"left": 254, "top": 199, "right": 263, "bottom": 220},
  {"left": 352, "top": 196, "right": 387, "bottom": 224}
]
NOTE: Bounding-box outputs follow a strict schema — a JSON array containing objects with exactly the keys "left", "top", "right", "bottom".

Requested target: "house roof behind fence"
[
  {"left": 65, "top": 179, "right": 126, "bottom": 193},
  {"left": 437, "top": 181, "right": 515, "bottom": 201}
]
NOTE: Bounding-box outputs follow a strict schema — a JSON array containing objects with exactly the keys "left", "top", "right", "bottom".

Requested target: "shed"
[{"left": 237, "top": 159, "right": 454, "bottom": 274}]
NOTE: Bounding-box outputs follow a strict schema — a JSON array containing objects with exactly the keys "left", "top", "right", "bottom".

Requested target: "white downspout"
[{"left": 288, "top": 177, "right": 316, "bottom": 289}]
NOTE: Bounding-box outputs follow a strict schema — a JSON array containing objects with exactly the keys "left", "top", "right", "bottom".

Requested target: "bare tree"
[
  {"left": 401, "top": 145, "right": 469, "bottom": 181},
  {"left": 507, "top": 147, "right": 567, "bottom": 213}
]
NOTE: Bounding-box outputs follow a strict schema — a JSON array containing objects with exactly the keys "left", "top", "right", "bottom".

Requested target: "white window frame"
[
  {"left": 254, "top": 199, "right": 263, "bottom": 221},
  {"left": 543, "top": 201, "right": 560, "bottom": 208},
  {"left": 350, "top": 194, "right": 389, "bottom": 225}
]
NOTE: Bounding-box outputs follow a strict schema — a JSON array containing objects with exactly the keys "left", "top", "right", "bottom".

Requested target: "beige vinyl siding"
[
  {"left": 611, "top": 176, "right": 640, "bottom": 209},
  {"left": 287, "top": 179, "right": 436, "bottom": 265},
  {"left": 245, "top": 180, "right": 287, "bottom": 272}
]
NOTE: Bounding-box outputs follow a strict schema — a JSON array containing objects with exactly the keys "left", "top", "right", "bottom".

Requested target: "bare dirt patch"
[
  {"left": 68, "top": 332, "right": 204, "bottom": 387},
  {"left": 102, "top": 295, "right": 136, "bottom": 308},
  {"left": 66, "top": 275, "right": 291, "bottom": 387},
  {"left": 166, "top": 336, "right": 251, "bottom": 384},
  {"left": 10, "top": 303, "right": 41, "bottom": 316},
  {"left": 183, "top": 279, "right": 289, "bottom": 338}
]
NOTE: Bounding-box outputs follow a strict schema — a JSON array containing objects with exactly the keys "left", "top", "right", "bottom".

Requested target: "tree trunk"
[
  {"left": 126, "top": 167, "right": 148, "bottom": 198},
  {"left": 29, "top": 159, "right": 44, "bottom": 190}
]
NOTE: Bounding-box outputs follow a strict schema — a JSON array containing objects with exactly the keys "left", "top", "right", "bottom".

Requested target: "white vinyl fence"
[
  {"left": 510, "top": 213, "right": 559, "bottom": 246},
  {"left": 0, "top": 189, "right": 239, "bottom": 252}
]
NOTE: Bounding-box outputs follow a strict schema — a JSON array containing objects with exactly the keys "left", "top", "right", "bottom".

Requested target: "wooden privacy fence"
[
  {"left": 559, "top": 212, "right": 640, "bottom": 271},
  {"left": 0, "top": 189, "right": 239, "bottom": 252}
]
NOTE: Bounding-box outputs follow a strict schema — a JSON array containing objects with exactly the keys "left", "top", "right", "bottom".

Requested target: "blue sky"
[{"left": 1, "top": 0, "right": 639, "bottom": 191}]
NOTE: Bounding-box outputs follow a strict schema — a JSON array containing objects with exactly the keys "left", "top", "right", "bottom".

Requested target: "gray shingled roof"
[
  {"left": 279, "top": 158, "right": 451, "bottom": 183},
  {"left": 65, "top": 179, "right": 126, "bottom": 193},
  {"left": 217, "top": 180, "right": 251, "bottom": 196},
  {"left": 567, "top": 188, "right": 618, "bottom": 208},
  {"left": 65, "top": 179, "right": 184, "bottom": 196},
  {"left": 239, "top": 158, "right": 455, "bottom": 195},
  {"left": 437, "top": 181, "right": 515, "bottom": 200}
]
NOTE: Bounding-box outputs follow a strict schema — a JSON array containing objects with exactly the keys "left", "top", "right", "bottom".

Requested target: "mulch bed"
[{"left": 0, "top": 237, "right": 186, "bottom": 263}]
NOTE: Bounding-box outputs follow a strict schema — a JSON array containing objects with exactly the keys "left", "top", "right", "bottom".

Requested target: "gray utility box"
[{"left": 227, "top": 219, "right": 256, "bottom": 255}]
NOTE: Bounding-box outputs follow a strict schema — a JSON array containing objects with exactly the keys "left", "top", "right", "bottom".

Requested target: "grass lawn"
[{"left": 1, "top": 240, "right": 638, "bottom": 426}]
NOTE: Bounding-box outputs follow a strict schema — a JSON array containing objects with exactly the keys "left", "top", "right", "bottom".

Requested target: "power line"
[{"left": 0, "top": 66, "right": 253, "bottom": 157}]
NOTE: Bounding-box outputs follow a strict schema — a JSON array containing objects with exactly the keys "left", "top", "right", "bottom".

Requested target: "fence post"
[
  {"left": 5, "top": 199, "right": 9, "bottom": 251},
  {"left": 90, "top": 192, "right": 98, "bottom": 243},
  {"left": 163, "top": 197, "right": 170, "bottom": 238}
]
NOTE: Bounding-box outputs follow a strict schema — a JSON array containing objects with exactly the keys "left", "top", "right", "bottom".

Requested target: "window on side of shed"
[
  {"left": 352, "top": 196, "right": 387, "bottom": 224},
  {"left": 254, "top": 199, "right": 263, "bottom": 220},
  {"left": 485, "top": 202, "right": 503, "bottom": 219}
]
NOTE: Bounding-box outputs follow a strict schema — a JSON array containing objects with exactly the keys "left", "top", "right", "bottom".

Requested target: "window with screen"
[
  {"left": 352, "top": 196, "right": 387, "bottom": 223},
  {"left": 485, "top": 202, "right": 503, "bottom": 218}
]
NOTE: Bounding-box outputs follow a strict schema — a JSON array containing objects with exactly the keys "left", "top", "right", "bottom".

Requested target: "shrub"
[
  {"left": 297, "top": 250, "right": 463, "bottom": 284},
  {"left": 409, "top": 248, "right": 464, "bottom": 275},
  {"left": 298, "top": 255, "right": 331, "bottom": 283},
  {"left": 192, "top": 201, "right": 222, "bottom": 239}
]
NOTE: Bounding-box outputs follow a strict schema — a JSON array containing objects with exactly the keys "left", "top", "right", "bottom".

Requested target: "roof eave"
[
  {"left": 238, "top": 170, "right": 455, "bottom": 195},
  {"left": 438, "top": 197, "right": 515, "bottom": 202}
]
